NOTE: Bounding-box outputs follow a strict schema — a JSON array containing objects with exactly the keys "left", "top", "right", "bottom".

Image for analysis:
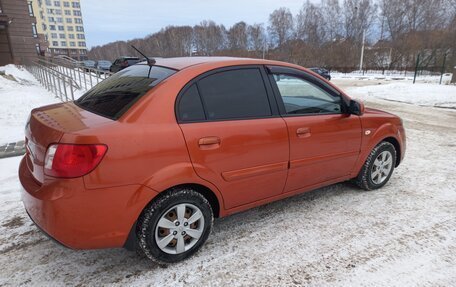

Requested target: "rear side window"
[
  {"left": 76, "top": 65, "right": 176, "bottom": 120},
  {"left": 197, "top": 68, "right": 272, "bottom": 120},
  {"left": 178, "top": 84, "right": 205, "bottom": 122}
]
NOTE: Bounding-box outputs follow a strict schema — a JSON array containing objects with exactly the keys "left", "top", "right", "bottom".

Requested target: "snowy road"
[{"left": 1, "top": 82, "right": 456, "bottom": 286}]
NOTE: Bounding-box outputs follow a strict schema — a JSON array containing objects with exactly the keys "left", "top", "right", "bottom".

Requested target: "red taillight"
[{"left": 44, "top": 144, "right": 107, "bottom": 178}]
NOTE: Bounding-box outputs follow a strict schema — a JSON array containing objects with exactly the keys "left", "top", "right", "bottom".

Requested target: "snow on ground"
[
  {"left": 336, "top": 80, "right": 456, "bottom": 109},
  {"left": 332, "top": 71, "right": 453, "bottom": 85},
  {"left": 0, "top": 65, "right": 58, "bottom": 145},
  {"left": 0, "top": 78, "right": 456, "bottom": 286}
]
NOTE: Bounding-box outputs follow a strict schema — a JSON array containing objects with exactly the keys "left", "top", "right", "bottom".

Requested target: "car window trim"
[
  {"left": 265, "top": 65, "right": 349, "bottom": 117},
  {"left": 176, "top": 65, "right": 281, "bottom": 124}
]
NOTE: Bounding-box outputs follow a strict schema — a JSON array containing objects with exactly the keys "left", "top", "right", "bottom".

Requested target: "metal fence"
[
  {"left": 25, "top": 61, "right": 80, "bottom": 102},
  {"left": 24, "top": 56, "right": 114, "bottom": 102}
]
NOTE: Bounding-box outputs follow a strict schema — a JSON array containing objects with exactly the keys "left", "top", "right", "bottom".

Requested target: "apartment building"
[
  {"left": 0, "top": 0, "right": 41, "bottom": 65},
  {"left": 31, "top": 0, "right": 87, "bottom": 60}
]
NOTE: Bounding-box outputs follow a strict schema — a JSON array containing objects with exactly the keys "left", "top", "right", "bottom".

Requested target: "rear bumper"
[{"left": 19, "top": 157, "right": 158, "bottom": 249}]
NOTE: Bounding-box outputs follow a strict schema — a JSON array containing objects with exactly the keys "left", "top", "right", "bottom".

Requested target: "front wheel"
[
  {"left": 136, "top": 188, "right": 213, "bottom": 263},
  {"left": 355, "top": 141, "right": 396, "bottom": 191}
]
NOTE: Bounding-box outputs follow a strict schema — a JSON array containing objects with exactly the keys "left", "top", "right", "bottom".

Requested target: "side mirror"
[{"left": 349, "top": 99, "right": 365, "bottom": 116}]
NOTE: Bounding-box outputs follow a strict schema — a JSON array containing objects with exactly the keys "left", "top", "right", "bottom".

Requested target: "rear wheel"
[
  {"left": 355, "top": 141, "right": 396, "bottom": 191},
  {"left": 136, "top": 188, "right": 213, "bottom": 263}
]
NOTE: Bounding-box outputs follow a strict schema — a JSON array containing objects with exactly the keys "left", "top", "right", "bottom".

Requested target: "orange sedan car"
[{"left": 19, "top": 57, "right": 406, "bottom": 263}]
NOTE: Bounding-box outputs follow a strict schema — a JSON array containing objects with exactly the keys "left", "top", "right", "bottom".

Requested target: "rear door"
[
  {"left": 177, "top": 66, "right": 289, "bottom": 209},
  {"left": 267, "top": 66, "right": 362, "bottom": 192}
]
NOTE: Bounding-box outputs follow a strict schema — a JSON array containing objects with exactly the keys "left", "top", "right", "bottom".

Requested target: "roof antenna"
[
  {"left": 131, "top": 45, "right": 156, "bottom": 67},
  {"left": 131, "top": 45, "right": 156, "bottom": 78}
]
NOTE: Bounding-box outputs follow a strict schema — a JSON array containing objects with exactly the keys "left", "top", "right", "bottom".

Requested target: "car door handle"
[
  {"left": 198, "top": 137, "right": 221, "bottom": 150},
  {"left": 296, "top": 127, "right": 311, "bottom": 138}
]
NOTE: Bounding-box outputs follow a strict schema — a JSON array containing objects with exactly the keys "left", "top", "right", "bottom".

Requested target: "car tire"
[
  {"left": 136, "top": 187, "right": 213, "bottom": 264},
  {"left": 355, "top": 141, "right": 396, "bottom": 191}
]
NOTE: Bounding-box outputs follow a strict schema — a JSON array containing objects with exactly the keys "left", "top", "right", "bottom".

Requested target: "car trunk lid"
[{"left": 25, "top": 102, "right": 112, "bottom": 184}]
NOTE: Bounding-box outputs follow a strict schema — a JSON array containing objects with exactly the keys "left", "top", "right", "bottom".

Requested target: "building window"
[
  {"left": 61, "top": 41, "right": 67, "bottom": 46},
  {"left": 55, "top": 9, "right": 62, "bottom": 15},
  {"left": 52, "top": 41, "right": 59, "bottom": 46},
  {"left": 63, "top": 1, "right": 70, "bottom": 7},
  {"left": 59, "top": 33, "right": 65, "bottom": 39},
  {"left": 48, "top": 17, "right": 55, "bottom": 22},
  {"left": 51, "top": 33, "right": 57, "bottom": 38},
  {"left": 67, "top": 26, "right": 73, "bottom": 31},
  {"left": 72, "top": 2, "right": 80, "bottom": 8},
  {"left": 66, "top": 18, "right": 72, "bottom": 23},
  {"left": 46, "top": 0, "right": 52, "bottom": 6},
  {"left": 75, "top": 18, "right": 83, "bottom": 24},
  {"left": 73, "top": 10, "right": 81, "bottom": 16},
  {"left": 70, "top": 42, "right": 75, "bottom": 47},
  {"left": 42, "top": 23, "right": 47, "bottom": 31},
  {"left": 77, "top": 34, "right": 85, "bottom": 39},
  {"left": 78, "top": 41, "right": 86, "bottom": 47},
  {"left": 76, "top": 26, "right": 84, "bottom": 32},
  {"left": 28, "top": 1, "right": 35, "bottom": 16},
  {"left": 64, "top": 10, "right": 71, "bottom": 15},
  {"left": 69, "top": 34, "right": 75, "bottom": 39},
  {"left": 54, "top": 1, "right": 61, "bottom": 6},
  {"left": 58, "top": 25, "right": 64, "bottom": 31},
  {"left": 49, "top": 25, "right": 56, "bottom": 30},
  {"left": 35, "top": 44, "right": 41, "bottom": 55},
  {"left": 56, "top": 17, "right": 63, "bottom": 23},
  {"left": 32, "top": 23, "right": 38, "bottom": 38}
]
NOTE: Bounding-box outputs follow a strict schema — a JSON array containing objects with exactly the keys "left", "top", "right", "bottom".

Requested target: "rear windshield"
[
  {"left": 75, "top": 64, "right": 176, "bottom": 120},
  {"left": 127, "top": 59, "right": 140, "bottom": 65}
]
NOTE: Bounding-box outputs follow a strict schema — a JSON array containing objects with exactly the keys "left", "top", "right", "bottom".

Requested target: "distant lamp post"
[{"left": 359, "top": 29, "right": 365, "bottom": 73}]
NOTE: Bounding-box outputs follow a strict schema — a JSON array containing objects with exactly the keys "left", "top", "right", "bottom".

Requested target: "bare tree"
[
  {"left": 320, "top": 0, "right": 342, "bottom": 41},
  {"left": 342, "top": 0, "right": 377, "bottom": 42},
  {"left": 247, "top": 23, "right": 266, "bottom": 52},
  {"left": 193, "top": 20, "right": 226, "bottom": 55},
  {"left": 228, "top": 22, "right": 248, "bottom": 51},
  {"left": 296, "top": 0, "right": 325, "bottom": 45},
  {"left": 268, "top": 7, "right": 294, "bottom": 47}
]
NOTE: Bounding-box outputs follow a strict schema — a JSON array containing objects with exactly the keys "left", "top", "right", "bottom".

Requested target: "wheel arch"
[
  {"left": 382, "top": 136, "right": 401, "bottom": 167},
  {"left": 123, "top": 182, "right": 221, "bottom": 251}
]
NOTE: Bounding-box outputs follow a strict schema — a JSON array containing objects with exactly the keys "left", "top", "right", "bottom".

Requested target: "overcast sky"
[{"left": 79, "top": 0, "right": 308, "bottom": 48}]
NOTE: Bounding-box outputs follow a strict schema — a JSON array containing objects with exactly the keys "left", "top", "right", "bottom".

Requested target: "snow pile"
[
  {"left": 332, "top": 71, "right": 453, "bottom": 85},
  {"left": 346, "top": 82, "right": 456, "bottom": 108},
  {"left": 0, "top": 65, "right": 58, "bottom": 145}
]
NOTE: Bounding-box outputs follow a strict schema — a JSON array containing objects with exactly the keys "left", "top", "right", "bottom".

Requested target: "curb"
[{"left": 0, "top": 141, "right": 26, "bottom": 159}]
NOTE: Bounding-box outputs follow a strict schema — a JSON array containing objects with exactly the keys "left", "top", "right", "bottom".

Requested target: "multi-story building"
[
  {"left": 0, "top": 0, "right": 41, "bottom": 65},
  {"left": 31, "top": 0, "right": 87, "bottom": 60}
]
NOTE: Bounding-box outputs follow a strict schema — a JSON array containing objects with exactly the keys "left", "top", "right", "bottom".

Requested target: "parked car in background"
[
  {"left": 109, "top": 57, "right": 140, "bottom": 73},
  {"left": 82, "top": 60, "right": 96, "bottom": 71},
  {"left": 309, "top": 67, "right": 331, "bottom": 81},
  {"left": 20, "top": 57, "right": 405, "bottom": 264},
  {"left": 97, "top": 60, "right": 112, "bottom": 71}
]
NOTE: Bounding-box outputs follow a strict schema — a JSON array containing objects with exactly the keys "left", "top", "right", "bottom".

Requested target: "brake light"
[{"left": 44, "top": 144, "right": 108, "bottom": 178}]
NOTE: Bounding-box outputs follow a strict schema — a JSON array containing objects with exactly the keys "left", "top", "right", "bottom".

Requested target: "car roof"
[{"left": 141, "top": 56, "right": 299, "bottom": 71}]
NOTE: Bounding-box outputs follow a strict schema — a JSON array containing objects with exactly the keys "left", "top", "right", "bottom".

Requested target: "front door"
[
  {"left": 268, "top": 67, "right": 362, "bottom": 192},
  {"left": 177, "top": 67, "right": 289, "bottom": 209}
]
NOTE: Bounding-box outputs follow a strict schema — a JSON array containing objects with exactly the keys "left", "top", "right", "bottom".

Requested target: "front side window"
[
  {"left": 76, "top": 65, "right": 176, "bottom": 120},
  {"left": 196, "top": 68, "right": 271, "bottom": 121},
  {"left": 272, "top": 74, "right": 342, "bottom": 115}
]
